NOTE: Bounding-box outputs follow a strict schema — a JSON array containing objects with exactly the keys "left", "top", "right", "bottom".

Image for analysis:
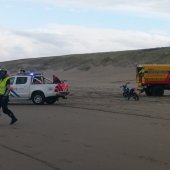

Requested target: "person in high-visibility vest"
[
  {"left": 138, "top": 67, "right": 145, "bottom": 83},
  {"left": 0, "top": 68, "right": 18, "bottom": 125}
]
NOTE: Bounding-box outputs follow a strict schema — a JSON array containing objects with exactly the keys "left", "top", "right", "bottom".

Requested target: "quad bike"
[
  {"left": 127, "top": 88, "right": 139, "bottom": 101},
  {"left": 120, "top": 83, "right": 139, "bottom": 101}
]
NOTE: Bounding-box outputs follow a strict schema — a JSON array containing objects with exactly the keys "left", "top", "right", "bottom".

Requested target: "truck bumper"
[{"left": 56, "top": 91, "right": 69, "bottom": 98}]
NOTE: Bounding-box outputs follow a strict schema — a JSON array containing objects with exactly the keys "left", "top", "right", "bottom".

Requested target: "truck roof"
[
  {"left": 137, "top": 64, "right": 170, "bottom": 71},
  {"left": 15, "top": 71, "right": 43, "bottom": 77}
]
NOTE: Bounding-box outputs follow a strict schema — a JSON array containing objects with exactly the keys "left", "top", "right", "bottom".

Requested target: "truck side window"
[
  {"left": 16, "top": 77, "right": 28, "bottom": 84},
  {"left": 32, "top": 76, "right": 43, "bottom": 84}
]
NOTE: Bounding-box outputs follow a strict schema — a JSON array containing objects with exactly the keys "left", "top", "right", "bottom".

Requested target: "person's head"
[{"left": 0, "top": 68, "right": 7, "bottom": 79}]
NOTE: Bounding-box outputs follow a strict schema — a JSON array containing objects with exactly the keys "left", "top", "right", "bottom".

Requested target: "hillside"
[{"left": 1, "top": 47, "right": 170, "bottom": 73}]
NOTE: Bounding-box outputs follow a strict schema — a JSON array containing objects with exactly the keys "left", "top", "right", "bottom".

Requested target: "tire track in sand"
[{"left": 0, "top": 144, "right": 61, "bottom": 170}]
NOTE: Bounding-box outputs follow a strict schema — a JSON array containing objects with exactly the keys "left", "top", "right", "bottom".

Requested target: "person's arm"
[{"left": 4, "top": 79, "right": 10, "bottom": 96}]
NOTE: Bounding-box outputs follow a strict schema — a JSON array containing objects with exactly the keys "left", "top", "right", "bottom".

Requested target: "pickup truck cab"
[{"left": 9, "top": 72, "right": 69, "bottom": 104}]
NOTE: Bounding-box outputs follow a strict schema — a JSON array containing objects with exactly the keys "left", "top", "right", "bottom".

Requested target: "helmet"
[
  {"left": 0, "top": 68, "right": 7, "bottom": 73},
  {"left": 0, "top": 68, "right": 7, "bottom": 77}
]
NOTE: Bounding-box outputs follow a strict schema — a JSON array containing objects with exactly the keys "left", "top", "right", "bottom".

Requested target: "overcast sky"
[{"left": 0, "top": 0, "right": 170, "bottom": 62}]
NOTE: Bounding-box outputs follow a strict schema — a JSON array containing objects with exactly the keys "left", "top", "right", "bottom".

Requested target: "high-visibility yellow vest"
[
  {"left": 0, "top": 77, "right": 9, "bottom": 95},
  {"left": 139, "top": 68, "right": 145, "bottom": 75}
]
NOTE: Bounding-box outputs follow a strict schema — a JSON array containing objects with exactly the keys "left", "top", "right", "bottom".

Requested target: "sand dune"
[{"left": 1, "top": 47, "right": 170, "bottom": 74}]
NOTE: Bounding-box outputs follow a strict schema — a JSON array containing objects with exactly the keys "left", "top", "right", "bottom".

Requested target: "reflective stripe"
[
  {"left": 10, "top": 90, "right": 20, "bottom": 97},
  {"left": 0, "top": 77, "right": 9, "bottom": 95}
]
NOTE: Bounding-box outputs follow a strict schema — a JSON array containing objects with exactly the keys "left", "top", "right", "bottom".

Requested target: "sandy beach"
[{"left": 0, "top": 66, "right": 170, "bottom": 170}]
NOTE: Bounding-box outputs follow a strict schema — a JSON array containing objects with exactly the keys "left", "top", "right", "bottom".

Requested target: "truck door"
[{"left": 13, "top": 76, "right": 30, "bottom": 98}]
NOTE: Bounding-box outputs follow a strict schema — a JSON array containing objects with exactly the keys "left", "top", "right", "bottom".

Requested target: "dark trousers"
[{"left": 0, "top": 95, "right": 15, "bottom": 119}]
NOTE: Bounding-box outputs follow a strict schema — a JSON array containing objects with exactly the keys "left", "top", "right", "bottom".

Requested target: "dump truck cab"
[{"left": 136, "top": 64, "right": 170, "bottom": 96}]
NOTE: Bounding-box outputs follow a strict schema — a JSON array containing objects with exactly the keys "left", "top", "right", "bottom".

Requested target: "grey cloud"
[
  {"left": 0, "top": 26, "right": 170, "bottom": 62},
  {"left": 14, "top": 31, "right": 70, "bottom": 47}
]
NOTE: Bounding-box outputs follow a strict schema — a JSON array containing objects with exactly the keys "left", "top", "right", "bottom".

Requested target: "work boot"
[{"left": 10, "top": 117, "right": 18, "bottom": 125}]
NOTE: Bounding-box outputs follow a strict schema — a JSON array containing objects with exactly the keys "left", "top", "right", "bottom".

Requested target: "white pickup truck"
[{"left": 9, "top": 72, "right": 69, "bottom": 104}]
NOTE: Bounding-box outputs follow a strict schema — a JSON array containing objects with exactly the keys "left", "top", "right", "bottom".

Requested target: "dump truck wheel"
[
  {"left": 145, "top": 87, "right": 152, "bottom": 96},
  {"left": 151, "top": 86, "right": 164, "bottom": 96}
]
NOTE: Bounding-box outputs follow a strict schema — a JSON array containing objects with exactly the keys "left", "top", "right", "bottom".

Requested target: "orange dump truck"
[{"left": 136, "top": 64, "right": 170, "bottom": 96}]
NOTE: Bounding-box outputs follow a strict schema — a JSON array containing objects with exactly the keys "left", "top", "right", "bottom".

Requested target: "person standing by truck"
[
  {"left": 53, "top": 74, "right": 61, "bottom": 84},
  {"left": 0, "top": 68, "right": 18, "bottom": 125},
  {"left": 138, "top": 67, "right": 145, "bottom": 83}
]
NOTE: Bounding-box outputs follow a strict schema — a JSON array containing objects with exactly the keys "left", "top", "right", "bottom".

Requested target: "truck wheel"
[
  {"left": 46, "top": 98, "right": 58, "bottom": 104},
  {"left": 32, "top": 92, "right": 45, "bottom": 105},
  {"left": 151, "top": 86, "right": 164, "bottom": 96},
  {"left": 145, "top": 87, "right": 152, "bottom": 96}
]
